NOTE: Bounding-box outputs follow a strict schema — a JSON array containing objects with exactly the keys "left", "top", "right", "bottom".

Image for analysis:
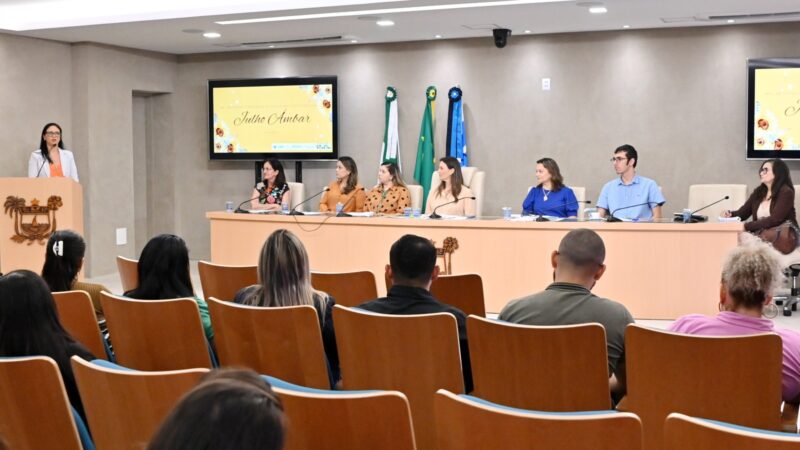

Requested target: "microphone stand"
[
  {"left": 289, "top": 187, "right": 329, "bottom": 216},
  {"left": 673, "top": 196, "right": 730, "bottom": 223},
  {"left": 336, "top": 188, "right": 364, "bottom": 217},
  {"left": 606, "top": 201, "right": 658, "bottom": 222},
  {"left": 429, "top": 196, "right": 476, "bottom": 219}
]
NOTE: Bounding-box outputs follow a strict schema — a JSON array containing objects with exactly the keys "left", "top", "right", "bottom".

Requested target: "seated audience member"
[
  {"left": 124, "top": 234, "right": 213, "bottom": 341},
  {"left": 319, "top": 156, "right": 366, "bottom": 213},
  {"left": 234, "top": 229, "right": 340, "bottom": 387},
  {"left": 41, "top": 229, "right": 109, "bottom": 319},
  {"left": 597, "top": 144, "right": 665, "bottom": 221},
  {"left": 365, "top": 162, "right": 411, "bottom": 214},
  {"left": 0, "top": 270, "right": 95, "bottom": 421},
  {"left": 357, "top": 234, "right": 473, "bottom": 392},
  {"left": 723, "top": 158, "right": 798, "bottom": 254},
  {"left": 425, "top": 156, "right": 476, "bottom": 217},
  {"left": 148, "top": 368, "right": 285, "bottom": 450},
  {"left": 499, "top": 229, "right": 634, "bottom": 399},
  {"left": 522, "top": 157, "right": 579, "bottom": 218},
  {"left": 251, "top": 159, "right": 291, "bottom": 211},
  {"left": 669, "top": 239, "right": 800, "bottom": 403}
]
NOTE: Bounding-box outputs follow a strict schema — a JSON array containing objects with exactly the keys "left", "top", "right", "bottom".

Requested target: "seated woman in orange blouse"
[
  {"left": 365, "top": 162, "right": 411, "bottom": 215},
  {"left": 319, "top": 156, "right": 366, "bottom": 213}
]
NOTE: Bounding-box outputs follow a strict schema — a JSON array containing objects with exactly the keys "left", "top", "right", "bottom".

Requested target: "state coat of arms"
[{"left": 4, "top": 195, "right": 62, "bottom": 244}]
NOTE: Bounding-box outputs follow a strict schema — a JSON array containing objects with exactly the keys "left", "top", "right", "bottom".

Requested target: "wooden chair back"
[
  {"left": 116, "top": 255, "right": 139, "bottom": 293},
  {"left": 269, "top": 377, "right": 416, "bottom": 450},
  {"left": 430, "top": 274, "right": 486, "bottom": 317},
  {"left": 664, "top": 412, "right": 800, "bottom": 450},
  {"left": 467, "top": 316, "right": 610, "bottom": 411},
  {"left": 100, "top": 291, "right": 213, "bottom": 370},
  {"left": 434, "top": 389, "right": 642, "bottom": 450},
  {"left": 333, "top": 305, "right": 464, "bottom": 450},
  {"left": 197, "top": 261, "right": 258, "bottom": 302},
  {"left": 311, "top": 271, "right": 378, "bottom": 307},
  {"left": 624, "top": 325, "right": 783, "bottom": 450},
  {"left": 207, "top": 298, "right": 330, "bottom": 388},
  {"left": 0, "top": 356, "right": 84, "bottom": 450},
  {"left": 71, "top": 357, "right": 207, "bottom": 450},
  {"left": 53, "top": 290, "right": 108, "bottom": 359}
]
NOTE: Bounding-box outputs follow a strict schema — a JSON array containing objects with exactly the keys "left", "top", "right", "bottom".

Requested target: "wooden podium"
[{"left": 0, "top": 178, "right": 83, "bottom": 274}]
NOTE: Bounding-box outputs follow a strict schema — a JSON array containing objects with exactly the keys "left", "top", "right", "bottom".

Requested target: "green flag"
[
  {"left": 381, "top": 87, "right": 400, "bottom": 166},
  {"left": 414, "top": 86, "right": 437, "bottom": 211}
]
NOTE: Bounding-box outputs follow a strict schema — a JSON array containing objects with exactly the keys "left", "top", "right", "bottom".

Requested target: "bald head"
[{"left": 558, "top": 229, "right": 605, "bottom": 270}]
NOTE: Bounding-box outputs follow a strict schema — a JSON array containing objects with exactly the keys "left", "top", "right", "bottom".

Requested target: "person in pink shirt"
[{"left": 669, "top": 239, "right": 800, "bottom": 403}]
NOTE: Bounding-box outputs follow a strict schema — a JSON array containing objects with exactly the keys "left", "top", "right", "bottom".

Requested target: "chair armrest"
[{"left": 782, "top": 402, "right": 799, "bottom": 433}]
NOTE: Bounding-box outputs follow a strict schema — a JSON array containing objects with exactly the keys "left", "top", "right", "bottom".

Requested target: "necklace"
[{"left": 543, "top": 188, "right": 551, "bottom": 201}]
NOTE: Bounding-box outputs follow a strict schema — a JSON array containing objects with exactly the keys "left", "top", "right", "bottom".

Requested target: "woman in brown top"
[
  {"left": 365, "top": 162, "right": 411, "bottom": 215},
  {"left": 319, "top": 156, "right": 366, "bottom": 213}
]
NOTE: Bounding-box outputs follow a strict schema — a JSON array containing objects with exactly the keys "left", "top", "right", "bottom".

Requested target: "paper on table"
[{"left": 717, "top": 216, "right": 742, "bottom": 222}]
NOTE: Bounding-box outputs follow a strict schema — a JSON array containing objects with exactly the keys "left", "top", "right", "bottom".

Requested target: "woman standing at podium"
[{"left": 28, "top": 123, "right": 79, "bottom": 182}]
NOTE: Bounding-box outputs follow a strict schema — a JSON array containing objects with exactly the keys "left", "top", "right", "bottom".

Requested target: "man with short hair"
[
  {"left": 597, "top": 144, "right": 665, "bottom": 220},
  {"left": 358, "top": 234, "right": 472, "bottom": 392},
  {"left": 499, "top": 229, "right": 634, "bottom": 397}
]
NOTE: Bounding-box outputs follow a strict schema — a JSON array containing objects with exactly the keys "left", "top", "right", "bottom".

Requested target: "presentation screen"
[
  {"left": 747, "top": 59, "right": 800, "bottom": 159},
  {"left": 208, "top": 76, "right": 338, "bottom": 160}
]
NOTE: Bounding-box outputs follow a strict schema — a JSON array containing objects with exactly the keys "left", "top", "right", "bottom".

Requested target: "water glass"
[
  {"left": 225, "top": 201, "right": 234, "bottom": 213},
  {"left": 502, "top": 206, "right": 512, "bottom": 219},
  {"left": 404, "top": 207, "right": 412, "bottom": 217}
]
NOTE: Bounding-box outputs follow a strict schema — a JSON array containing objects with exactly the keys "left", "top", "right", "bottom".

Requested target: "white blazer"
[{"left": 28, "top": 149, "right": 79, "bottom": 182}]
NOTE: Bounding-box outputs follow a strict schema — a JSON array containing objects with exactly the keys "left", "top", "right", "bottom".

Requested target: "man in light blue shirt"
[{"left": 597, "top": 144, "right": 665, "bottom": 221}]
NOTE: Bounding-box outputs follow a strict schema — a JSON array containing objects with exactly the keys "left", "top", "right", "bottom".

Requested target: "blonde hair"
[{"left": 722, "top": 239, "right": 783, "bottom": 309}]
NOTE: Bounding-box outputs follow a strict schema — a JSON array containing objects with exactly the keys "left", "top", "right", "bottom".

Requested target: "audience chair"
[
  {"left": 468, "top": 317, "right": 610, "bottom": 411},
  {"left": 430, "top": 166, "right": 486, "bottom": 217},
  {"left": 333, "top": 305, "right": 464, "bottom": 450},
  {"left": 664, "top": 412, "right": 800, "bottom": 450},
  {"left": 197, "top": 261, "right": 258, "bottom": 302},
  {"left": 207, "top": 298, "right": 331, "bottom": 389},
  {"left": 53, "top": 290, "right": 109, "bottom": 360},
  {"left": 430, "top": 274, "right": 486, "bottom": 317},
  {"left": 267, "top": 375, "right": 416, "bottom": 450},
  {"left": 434, "top": 389, "right": 642, "bottom": 450},
  {"left": 116, "top": 256, "right": 138, "bottom": 293},
  {"left": 623, "top": 325, "right": 782, "bottom": 450},
  {"left": 407, "top": 184, "right": 423, "bottom": 211},
  {"left": 311, "top": 271, "right": 378, "bottom": 307},
  {"left": 687, "top": 184, "right": 748, "bottom": 220},
  {"left": 0, "top": 356, "right": 93, "bottom": 450},
  {"left": 287, "top": 181, "right": 305, "bottom": 211},
  {"left": 100, "top": 292, "right": 213, "bottom": 371},
  {"left": 71, "top": 357, "right": 208, "bottom": 450}
]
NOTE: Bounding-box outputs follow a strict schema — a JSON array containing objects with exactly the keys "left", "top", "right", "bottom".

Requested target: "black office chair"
[{"left": 774, "top": 263, "right": 800, "bottom": 316}]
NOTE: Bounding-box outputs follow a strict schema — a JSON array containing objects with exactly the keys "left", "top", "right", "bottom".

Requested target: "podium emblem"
[
  {"left": 432, "top": 236, "right": 459, "bottom": 275},
  {"left": 4, "top": 196, "right": 62, "bottom": 244}
]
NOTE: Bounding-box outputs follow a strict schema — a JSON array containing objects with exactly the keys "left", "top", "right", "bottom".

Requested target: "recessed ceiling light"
[
  {"left": 268, "top": 45, "right": 275, "bottom": 48},
  {"left": 524, "top": 29, "right": 531, "bottom": 33},
  {"left": 727, "top": 19, "right": 735, "bottom": 23},
  {"left": 351, "top": 39, "right": 358, "bottom": 43},
  {"left": 622, "top": 24, "right": 630, "bottom": 29},
  {"left": 376, "top": 19, "right": 394, "bottom": 26},
  {"left": 434, "top": 34, "right": 442, "bottom": 39},
  {"left": 589, "top": 6, "right": 607, "bottom": 14},
  {"left": 202, "top": 32, "right": 221, "bottom": 38}
]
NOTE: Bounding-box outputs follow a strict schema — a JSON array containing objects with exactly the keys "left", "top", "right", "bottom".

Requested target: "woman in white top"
[
  {"left": 28, "top": 123, "right": 79, "bottom": 182},
  {"left": 425, "top": 156, "right": 476, "bottom": 217}
]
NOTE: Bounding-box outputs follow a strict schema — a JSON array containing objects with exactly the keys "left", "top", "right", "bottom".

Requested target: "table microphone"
[
  {"left": 429, "top": 196, "right": 476, "bottom": 219},
  {"left": 336, "top": 187, "right": 365, "bottom": 217},
  {"left": 673, "top": 196, "right": 729, "bottom": 223},
  {"left": 530, "top": 199, "right": 591, "bottom": 222},
  {"left": 607, "top": 201, "right": 659, "bottom": 222},
  {"left": 234, "top": 182, "right": 266, "bottom": 213},
  {"left": 289, "top": 187, "right": 330, "bottom": 216}
]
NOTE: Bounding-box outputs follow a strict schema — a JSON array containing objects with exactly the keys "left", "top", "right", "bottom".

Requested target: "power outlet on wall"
[
  {"left": 542, "top": 78, "right": 551, "bottom": 91},
  {"left": 116, "top": 228, "right": 127, "bottom": 246}
]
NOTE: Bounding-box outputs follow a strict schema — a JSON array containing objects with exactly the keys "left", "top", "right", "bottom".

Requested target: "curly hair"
[{"left": 721, "top": 239, "right": 783, "bottom": 309}]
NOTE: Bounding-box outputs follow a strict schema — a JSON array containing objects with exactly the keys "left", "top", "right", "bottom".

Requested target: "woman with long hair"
[
  {"left": 251, "top": 159, "right": 291, "bottom": 211},
  {"left": 425, "top": 156, "right": 476, "bottom": 217},
  {"left": 28, "top": 122, "right": 79, "bottom": 182},
  {"left": 319, "top": 156, "right": 366, "bottom": 213},
  {"left": 41, "top": 229, "right": 109, "bottom": 319},
  {"left": 234, "top": 229, "right": 340, "bottom": 386},
  {"left": 124, "top": 234, "right": 213, "bottom": 341},
  {"left": 0, "top": 270, "right": 95, "bottom": 420},
  {"left": 522, "top": 157, "right": 579, "bottom": 218},
  {"left": 364, "top": 162, "right": 411, "bottom": 214}
]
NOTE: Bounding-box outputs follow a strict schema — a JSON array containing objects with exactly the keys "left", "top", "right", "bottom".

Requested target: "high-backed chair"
[
  {"left": 116, "top": 255, "right": 138, "bottom": 293},
  {"left": 623, "top": 325, "right": 783, "bottom": 450},
  {"left": 207, "top": 299, "right": 331, "bottom": 389},
  {"left": 434, "top": 389, "right": 642, "bottom": 450},
  {"left": 287, "top": 181, "right": 305, "bottom": 211},
  {"left": 197, "top": 261, "right": 258, "bottom": 302},
  {"left": 267, "top": 376, "right": 416, "bottom": 450},
  {"left": 311, "top": 271, "right": 378, "bottom": 307},
  {"left": 52, "top": 290, "right": 109, "bottom": 359},
  {"left": 333, "top": 305, "right": 464, "bottom": 450},
  {"left": 430, "top": 166, "right": 486, "bottom": 217},
  {"left": 664, "top": 412, "right": 800, "bottom": 450},
  {"left": 0, "top": 356, "right": 93, "bottom": 450},
  {"left": 71, "top": 357, "right": 208, "bottom": 450},
  {"left": 429, "top": 274, "right": 486, "bottom": 318},
  {"left": 100, "top": 292, "right": 213, "bottom": 370},
  {"left": 407, "top": 184, "right": 423, "bottom": 211},
  {"left": 526, "top": 185, "right": 586, "bottom": 217},
  {"left": 467, "top": 317, "right": 610, "bottom": 411},
  {"left": 687, "top": 184, "right": 748, "bottom": 220}
]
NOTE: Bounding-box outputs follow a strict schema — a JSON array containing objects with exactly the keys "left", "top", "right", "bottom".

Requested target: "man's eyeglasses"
[{"left": 610, "top": 157, "right": 628, "bottom": 163}]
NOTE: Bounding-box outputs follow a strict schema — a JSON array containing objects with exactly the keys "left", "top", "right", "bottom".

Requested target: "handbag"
[{"left": 756, "top": 221, "right": 799, "bottom": 255}]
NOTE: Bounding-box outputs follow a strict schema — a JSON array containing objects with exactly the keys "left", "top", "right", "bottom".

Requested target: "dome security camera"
[{"left": 493, "top": 28, "right": 511, "bottom": 48}]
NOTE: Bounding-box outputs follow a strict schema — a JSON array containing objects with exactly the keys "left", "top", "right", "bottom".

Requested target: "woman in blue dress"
[{"left": 522, "top": 157, "right": 578, "bottom": 218}]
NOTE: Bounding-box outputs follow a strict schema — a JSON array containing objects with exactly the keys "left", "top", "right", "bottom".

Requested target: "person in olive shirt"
[
  {"left": 357, "top": 234, "right": 473, "bottom": 393},
  {"left": 499, "top": 228, "right": 634, "bottom": 399}
]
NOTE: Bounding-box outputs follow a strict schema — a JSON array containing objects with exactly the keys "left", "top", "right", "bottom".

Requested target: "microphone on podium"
[
  {"left": 289, "top": 187, "right": 330, "bottom": 216},
  {"left": 531, "top": 199, "right": 591, "bottom": 222},
  {"left": 336, "top": 187, "right": 365, "bottom": 217},
  {"left": 234, "top": 182, "right": 266, "bottom": 213},
  {"left": 429, "top": 196, "right": 476, "bottom": 219},
  {"left": 607, "top": 201, "right": 660, "bottom": 222},
  {"left": 673, "top": 195, "right": 729, "bottom": 223}
]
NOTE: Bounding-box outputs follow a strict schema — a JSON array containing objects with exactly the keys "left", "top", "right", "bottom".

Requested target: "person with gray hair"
[
  {"left": 499, "top": 228, "right": 634, "bottom": 399},
  {"left": 669, "top": 239, "right": 800, "bottom": 403}
]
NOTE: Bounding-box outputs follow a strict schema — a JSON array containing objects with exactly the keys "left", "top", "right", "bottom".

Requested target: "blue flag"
[{"left": 446, "top": 86, "right": 467, "bottom": 166}]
